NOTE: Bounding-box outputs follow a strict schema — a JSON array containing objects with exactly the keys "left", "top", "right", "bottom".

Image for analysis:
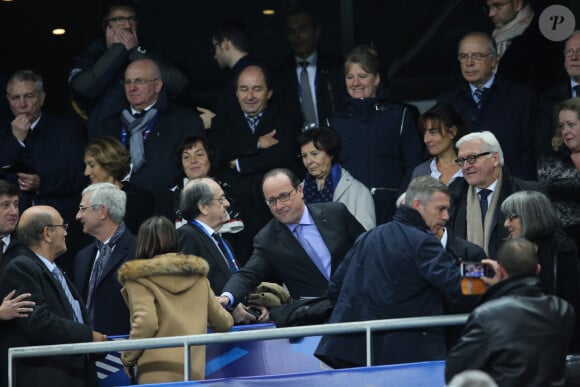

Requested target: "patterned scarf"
[
  {"left": 303, "top": 164, "right": 342, "bottom": 204},
  {"left": 121, "top": 108, "right": 158, "bottom": 171}
]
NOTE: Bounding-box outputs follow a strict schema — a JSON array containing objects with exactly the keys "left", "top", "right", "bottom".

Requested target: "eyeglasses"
[
  {"left": 505, "top": 213, "right": 519, "bottom": 221},
  {"left": 47, "top": 223, "right": 68, "bottom": 231},
  {"left": 457, "top": 53, "right": 494, "bottom": 63},
  {"left": 78, "top": 204, "right": 103, "bottom": 213},
  {"left": 121, "top": 78, "right": 160, "bottom": 87},
  {"left": 106, "top": 16, "right": 137, "bottom": 26},
  {"left": 455, "top": 152, "right": 491, "bottom": 167},
  {"left": 563, "top": 48, "right": 580, "bottom": 58},
  {"left": 210, "top": 195, "right": 229, "bottom": 206},
  {"left": 265, "top": 188, "right": 296, "bottom": 207}
]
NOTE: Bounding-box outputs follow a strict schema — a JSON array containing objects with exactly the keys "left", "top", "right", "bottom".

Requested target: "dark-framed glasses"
[
  {"left": 106, "top": 16, "right": 137, "bottom": 26},
  {"left": 455, "top": 152, "right": 491, "bottom": 167},
  {"left": 210, "top": 195, "right": 229, "bottom": 206},
  {"left": 47, "top": 223, "right": 68, "bottom": 231},
  {"left": 505, "top": 213, "right": 519, "bottom": 221},
  {"left": 457, "top": 53, "right": 493, "bottom": 63},
  {"left": 265, "top": 189, "right": 296, "bottom": 207},
  {"left": 121, "top": 78, "right": 160, "bottom": 87}
]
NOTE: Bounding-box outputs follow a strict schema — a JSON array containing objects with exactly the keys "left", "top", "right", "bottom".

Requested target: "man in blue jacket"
[{"left": 315, "top": 175, "right": 462, "bottom": 368}]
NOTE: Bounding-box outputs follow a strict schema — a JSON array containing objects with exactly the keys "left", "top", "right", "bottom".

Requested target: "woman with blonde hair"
[{"left": 118, "top": 216, "right": 233, "bottom": 384}]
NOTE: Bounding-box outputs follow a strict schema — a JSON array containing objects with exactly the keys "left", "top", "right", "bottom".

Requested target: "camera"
[{"left": 460, "top": 262, "right": 493, "bottom": 278}]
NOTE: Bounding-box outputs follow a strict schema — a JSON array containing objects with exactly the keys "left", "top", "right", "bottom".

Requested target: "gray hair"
[
  {"left": 448, "top": 370, "right": 498, "bottom": 387},
  {"left": 501, "top": 191, "right": 559, "bottom": 241},
  {"left": 180, "top": 178, "right": 215, "bottom": 221},
  {"left": 456, "top": 131, "right": 504, "bottom": 166},
  {"left": 16, "top": 212, "right": 52, "bottom": 248},
  {"left": 458, "top": 31, "right": 498, "bottom": 57},
  {"left": 497, "top": 237, "right": 539, "bottom": 277},
  {"left": 7, "top": 70, "right": 44, "bottom": 93},
  {"left": 405, "top": 176, "right": 449, "bottom": 206},
  {"left": 82, "top": 182, "right": 126, "bottom": 224}
]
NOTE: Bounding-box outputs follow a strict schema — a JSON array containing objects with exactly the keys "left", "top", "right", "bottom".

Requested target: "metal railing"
[{"left": 8, "top": 314, "right": 468, "bottom": 386}]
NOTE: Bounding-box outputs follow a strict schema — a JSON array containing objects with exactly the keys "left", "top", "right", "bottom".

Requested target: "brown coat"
[{"left": 118, "top": 253, "right": 233, "bottom": 384}]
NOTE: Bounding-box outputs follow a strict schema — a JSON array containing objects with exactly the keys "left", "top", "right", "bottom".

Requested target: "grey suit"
[{"left": 222, "top": 201, "right": 365, "bottom": 303}]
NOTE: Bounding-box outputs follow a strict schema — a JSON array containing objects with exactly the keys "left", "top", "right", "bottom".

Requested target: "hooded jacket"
[{"left": 118, "top": 253, "right": 233, "bottom": 384}]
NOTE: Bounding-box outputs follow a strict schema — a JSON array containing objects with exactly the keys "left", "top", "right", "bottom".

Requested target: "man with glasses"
[
  {"left": 217, "top": 168, "right": 364, "bottom": 324},
  {"left": 100, "top": 58, "right": 204, "bottom": 199},
  {"left": 483, "top": 0, "right": 562, "bottom": 93},
  {"left": 447, "top": 131, "right": 543, "bottom": 257},
  {"left": 73, "top": 183, "right": 135, "bottom": 336},
  {"left": 0, "top": 205, "right": 108, "bottom": 387},
  {"left": 439, "top": 31, "right": 537, "bottom": 179},
  {"left": 178, "top": 178, "right": 241, "bottom": 295},
  {"left": 69, "top": 0, "right": 190, "bottom": 138}
]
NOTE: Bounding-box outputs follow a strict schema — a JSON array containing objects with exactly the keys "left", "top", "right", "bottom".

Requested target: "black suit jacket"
[
  {"left": 177, "top": 222, "right": 238, "bottom": 295},
  {"left": 0, "top": 249, "right": 96, "bottom": 387},
  {"left": 73, "top": 229, "right": 136, "bottom": 335},
  {"left": 222, "top": 201, "right": 365, "bottom": 303},
  {"left": 273, "top": 51, "right": 347, "bottom": 128},
  {"left": 447, "top": 169, "right": 545, "bottom": 258},
  {"left": 438, "top": 76, "right": 538, "bottom": 179}
]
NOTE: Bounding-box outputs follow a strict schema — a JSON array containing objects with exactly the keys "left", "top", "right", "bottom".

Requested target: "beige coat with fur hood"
[{"left": 118, "top": 253, "right": 233, "bottom": 384}]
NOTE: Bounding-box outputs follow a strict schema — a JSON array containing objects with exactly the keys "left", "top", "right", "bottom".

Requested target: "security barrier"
[{"left": 7, "top": 314, "right": 468, "bottom": 386}]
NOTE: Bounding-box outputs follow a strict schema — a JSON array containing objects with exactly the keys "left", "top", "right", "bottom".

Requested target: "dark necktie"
[
  {"left": 573, "top": 85, "right": 580, "bottom": 98},
  {"left": 212, "top": 232, "right": 239, "bottom": 273},
  {"left": 473, "top": 88, "right": 484, "bottom": 109},
  {"left": 246, "top": 115, "right": 260, "bottom": 134},
  {"left": 293, "top": 224, "right": 328, "bottom": 279},
  {"left": 52, "top": 266, "right": 84, "bottom": 323},
  {"left": 0, "top": 239, "right": 4, "bottom": 260},
  {"left": 479, "top": 189, "right": 492, "bottom": 224},
  {"left": 299, "top": 61, "right": 317, "bottom": 128}
]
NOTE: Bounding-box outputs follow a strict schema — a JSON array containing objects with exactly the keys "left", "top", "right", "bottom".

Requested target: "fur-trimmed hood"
[{"left": 118, "top": 253, "right": 209, "bottom": 294}]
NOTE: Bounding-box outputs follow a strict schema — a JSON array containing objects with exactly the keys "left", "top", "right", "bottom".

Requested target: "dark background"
[{"left": 0, "top": 0, "right": 575, "bottom": 119}]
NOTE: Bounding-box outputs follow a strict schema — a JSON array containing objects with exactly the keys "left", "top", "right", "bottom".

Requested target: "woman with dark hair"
[
  {"left": 118, "top": 216, "right": 233, "bottom": 384},
  {"left": 329, "top": 45, "right": 424, "bottom": 223},
  {"left": 537, "top": 97, "right": 580, "bottom": 254},
  {"left": 298, "top": 126, "right": 375, "bottom": 230},
  {"left": 501, "top": 191, "right": 579, "bottom": 324},
  {"left": 411, "top": 103, "right": 467, "bottom": 185},
  {"left": 84, "top": 136, "right": 155, "bottom": 234}
]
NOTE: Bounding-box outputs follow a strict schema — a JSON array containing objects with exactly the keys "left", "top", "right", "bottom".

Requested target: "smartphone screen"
[{"left": 460, "top": 262, "right": 485, "bottom": 278}]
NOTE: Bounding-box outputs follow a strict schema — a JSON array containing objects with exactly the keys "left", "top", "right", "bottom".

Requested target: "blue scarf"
[{"left": 303, "top": 164, "right": 342, "bottom": 204}]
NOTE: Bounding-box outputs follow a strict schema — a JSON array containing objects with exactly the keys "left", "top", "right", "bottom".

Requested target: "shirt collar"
[
  {"left": 295, "top": 51, "right": 318, "bottom": 67},
  {"left": 287, "top": 205, "right": 314, "bottom": 232},
  {"left": 469, "top": 74, "right": 495, "bottom": 93}
]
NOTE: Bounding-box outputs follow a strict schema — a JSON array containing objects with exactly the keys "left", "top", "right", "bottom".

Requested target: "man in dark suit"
[
  {"left": 0, "top": 205, "right": 107, "bottom": 387},
  {"left": 536, "top": 31, "right": 580, "bottom": 157},
  {"left": 447, "top": 131, "right": 543, "bottom": 259},
  {"left": 273, "top": 9, "right": 346, "bottom": 130},
  {"left": 100, "top": 58, "right": 205, "bottom": 200},
  {"left": 177, "top": 177, "right": 240, "bottom": 295},
  {"left": 73, "top": 183, "right": 135, "bottom": 336},
  {"left": 0, "top": 180, "right": 21, "bottom": 273},
  {"left": 1, "top": 70, "right": 88, "bottom": 274},
  {"left": 438, "top": 32, "right": 538, "bottom": 179},
  {"left": 217, "top": 168, "right": 365, "bottom": 324},
  {"left": 210, "top": 64, "right": 302, "bottom": 260}
]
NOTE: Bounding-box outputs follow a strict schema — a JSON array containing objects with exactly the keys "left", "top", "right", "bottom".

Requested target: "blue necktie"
[
  {"left": 212, "top": 232, "right": 239, "bottom": 273},
  {"left": 52, "top": 266, "right": 84, "bottom": 323},
  {"left": 479, "top": 189, "right": 491, "bottom": 224},
  {"left": 573, "top": 85, "right": 580, "bottom": 98},
  {"left": 246, "top": 115, "right": 260, "bottom": 133},
  {"left": 293, "top": 224, "right": 329, "bottom": 280},
  {"left": 473, "top": 88, "right": 484, "bottom": 109}
]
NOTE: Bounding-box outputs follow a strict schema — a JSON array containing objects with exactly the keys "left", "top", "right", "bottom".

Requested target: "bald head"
[{"left": 17, "top": 205, "right": 67, "bottom": 260}]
